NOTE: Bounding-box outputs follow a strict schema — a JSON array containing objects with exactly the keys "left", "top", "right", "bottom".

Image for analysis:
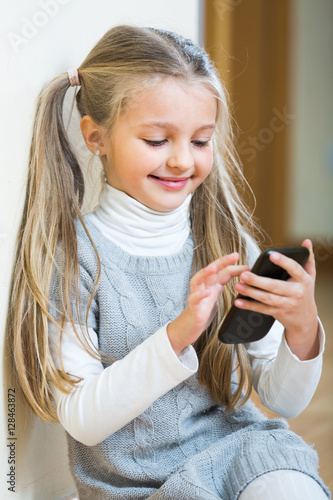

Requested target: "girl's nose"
[{"left": 166, "top": 144, "right": 194, "bottom": 171}]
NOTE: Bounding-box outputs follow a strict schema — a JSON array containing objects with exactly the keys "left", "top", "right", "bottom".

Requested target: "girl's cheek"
[{"left": 203, "top": 159, "right": 213, "bottom": 178}]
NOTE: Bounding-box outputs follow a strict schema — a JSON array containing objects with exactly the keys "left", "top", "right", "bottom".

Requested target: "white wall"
[
  {"left": 288, "top": 0, "right": 333, "bottom": 241},
  {"left": 0, "top": 1, "right": 201, "bottom": 498}
]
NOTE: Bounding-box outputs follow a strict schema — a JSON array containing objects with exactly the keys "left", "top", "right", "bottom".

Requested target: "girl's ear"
[{"left": 80, "top": 115, "right": 105, "bottom": 155}]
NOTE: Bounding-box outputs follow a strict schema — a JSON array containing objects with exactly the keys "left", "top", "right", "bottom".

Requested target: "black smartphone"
[{"left": 218, "top": 246, "right": 310, "bottom": 344}]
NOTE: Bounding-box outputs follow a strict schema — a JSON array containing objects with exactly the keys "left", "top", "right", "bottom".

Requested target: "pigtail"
[{"left": 8, "top": 74, "right": 100, "bottom": 421}]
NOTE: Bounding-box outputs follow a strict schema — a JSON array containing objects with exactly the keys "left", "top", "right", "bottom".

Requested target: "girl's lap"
[{"left": 148, "top": 419, "right": 329, "bottom": 499}]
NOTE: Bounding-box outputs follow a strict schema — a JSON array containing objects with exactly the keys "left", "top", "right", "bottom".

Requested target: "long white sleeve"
[
  {"left": 247, "top": 319, "right": 325, "bottom": 418},
  {"left": 50, "top": 316, "right": 325, "bottom": 447},
  {"left": 49, "top": 321, "right": 198, "bottom": 446}
]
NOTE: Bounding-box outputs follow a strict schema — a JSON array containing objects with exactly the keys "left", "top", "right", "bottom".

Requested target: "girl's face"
[{"left": 101, "top": 77, "right": 217, "bottom": 212}]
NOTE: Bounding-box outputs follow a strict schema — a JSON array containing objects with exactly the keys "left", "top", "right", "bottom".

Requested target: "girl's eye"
[
  {"left": 143, "top": 139, "right": 166, "bottom": 147},
  {"left": 143, "top": 139, "right": 210, "bottom": 148},
  {"left": 192, "top": 140, "right": 210, "bottom": 148}
]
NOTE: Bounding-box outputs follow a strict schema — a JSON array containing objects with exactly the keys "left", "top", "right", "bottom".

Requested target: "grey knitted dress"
[{"left": 50, "top": 218, "right": 330, "bottom": 499}]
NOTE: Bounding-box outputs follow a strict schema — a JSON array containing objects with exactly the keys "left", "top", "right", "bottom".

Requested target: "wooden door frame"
[{"left": 204, "top": 0, "right": 291, "bottom": 246}]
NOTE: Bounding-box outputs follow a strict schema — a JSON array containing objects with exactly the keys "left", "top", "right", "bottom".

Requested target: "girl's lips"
[{"left": 148, "top": 175, "right": 189, "bottom": 190}]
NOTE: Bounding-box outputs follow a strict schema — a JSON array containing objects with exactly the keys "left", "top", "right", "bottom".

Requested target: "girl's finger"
[
  {"left": 195, "top": 264, "right": 249, "bottom": 290},
  {"left": 234, "top": 297, "right": 279, "bottom": 317},
  {"left": 190, "top": 263, "right": 218, "bottom": 291},
  {"left": 239, "top": 250, "right": 310, "bottom": 291},
  {"left": 191, "top": 261, "right": 218, "bottom": 280},
  {"left": 236, "top": 272, "right": 296, "bottom": 297},
  {"left": 218, "top": 265, "right": 251, "bottom": 286},
  {"left": 235, "top": 281, "right": 297, "bottom": 305},
  {"left": 268, "top": 250, "right": 310, "bottom": 283},
  {"left": 188, "top": 287, "right": 212, "bottom": 306},
  {"left": 301, "top": 239, "right": 316, "bottom": 280},
  {"left": 190, "top": 253, "right": 240, "bottom": 289},
  {"left": 213, "top": 252, "right": 240, "bottom": 271}
]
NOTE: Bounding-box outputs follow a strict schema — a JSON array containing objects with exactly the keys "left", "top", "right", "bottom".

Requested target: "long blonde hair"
[{"left": 8, "top": 25, "right": 259, "bottom": 422}]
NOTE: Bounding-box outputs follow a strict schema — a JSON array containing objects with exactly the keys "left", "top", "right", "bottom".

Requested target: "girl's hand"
[
  {"left": 167, "top": 253, "right": 250, "bottom": 355},
  {"left": 234, "top": 239, "right": 319, "bottom": 360}
]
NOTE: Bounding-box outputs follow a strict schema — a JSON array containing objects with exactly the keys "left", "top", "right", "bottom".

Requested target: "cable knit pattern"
[{"left": 49, "top": 217, "right": 330, "bottom": 500}]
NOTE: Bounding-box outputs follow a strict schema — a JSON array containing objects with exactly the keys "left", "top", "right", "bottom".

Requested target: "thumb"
[{"left": 302, "top": 239, "right": 316, "bottom": 279}]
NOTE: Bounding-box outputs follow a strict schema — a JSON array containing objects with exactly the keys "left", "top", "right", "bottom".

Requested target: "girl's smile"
[
  {"left": 95, "top": 77, "right": 217, "bottom": 212},
  {"left": 147, "top": 175, "right": 190, "bottom": 190}
]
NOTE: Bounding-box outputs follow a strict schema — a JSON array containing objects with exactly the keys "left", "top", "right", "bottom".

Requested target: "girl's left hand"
[{"left": 234, "top": 239, "right": 319, "bottom": 360}]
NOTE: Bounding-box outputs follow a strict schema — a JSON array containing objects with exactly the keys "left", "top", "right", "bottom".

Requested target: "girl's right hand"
[{"left": 167, "top": 253, "right": 250, "bottom": 355}]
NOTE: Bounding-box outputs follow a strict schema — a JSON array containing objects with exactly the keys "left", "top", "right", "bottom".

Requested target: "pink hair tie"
[{"left": 67, "top": 68, "right": 80, "bottom": 87}]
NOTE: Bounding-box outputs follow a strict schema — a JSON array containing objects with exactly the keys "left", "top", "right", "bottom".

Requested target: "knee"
[{"left": 239, "top": 470, "right": 328, "bottom": 500}]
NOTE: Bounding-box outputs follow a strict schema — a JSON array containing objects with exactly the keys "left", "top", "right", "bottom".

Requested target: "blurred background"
[
  {"left": 205, "top": 0, "right": 333, "bottom": 249},
  {"left": 0, "top": 0, "right": 332, "bottom": 498}
]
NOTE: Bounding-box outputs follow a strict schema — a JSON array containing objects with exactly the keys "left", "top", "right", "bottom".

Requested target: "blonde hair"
[{"left": 8, "top": 25, "right": 259, "bottom": 421}]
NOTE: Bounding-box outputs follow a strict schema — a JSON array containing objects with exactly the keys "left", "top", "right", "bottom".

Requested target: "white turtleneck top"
[
  {"left": 88, "top": 183, "right": 192, "bottom": 256},
  {"left": 49, "top": 184, "right": 325, "bottom": 446}
]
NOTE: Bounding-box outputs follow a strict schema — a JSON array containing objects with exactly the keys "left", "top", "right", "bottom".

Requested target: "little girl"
[{"left": 9, "top": 25, "right": 330, "bottom": 499}]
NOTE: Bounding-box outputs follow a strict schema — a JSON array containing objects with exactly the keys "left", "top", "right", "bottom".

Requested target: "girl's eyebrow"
[{"left": 139, "top": 121, "right": 216, "bottom": 132}]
